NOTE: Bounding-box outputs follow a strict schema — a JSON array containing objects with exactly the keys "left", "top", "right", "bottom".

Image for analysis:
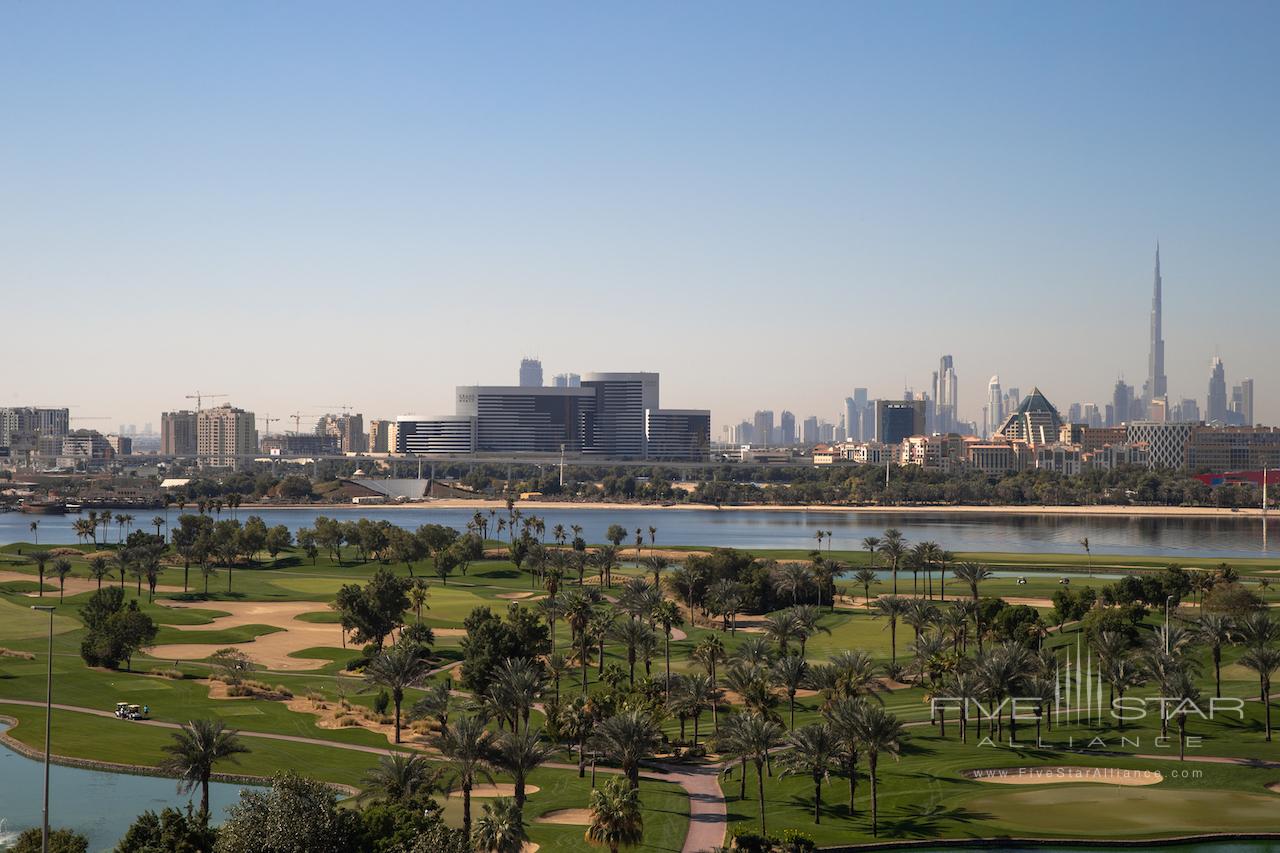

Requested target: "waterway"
[
  {"left": 4, "top": 506, "right": 1277, "bottom": 558},
  {"left": 0, "top": 725, "right": 255, "bottom": 851}
]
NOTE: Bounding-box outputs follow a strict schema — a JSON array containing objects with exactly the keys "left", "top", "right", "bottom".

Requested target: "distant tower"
[
  {"left": 1144, "top": 244, "right": 1167, "bottom": 414},
  {"left": 519, "top": 357, "right": 543, "bottom": 387},
  {"left": 1207, "top": 356, "right": 1228, "bottom": 423},
  {"left": 987, "top": 375, "right": 1003, "bottom": 438}
]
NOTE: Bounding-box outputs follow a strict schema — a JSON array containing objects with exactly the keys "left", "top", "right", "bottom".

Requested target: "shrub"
[{"left": 373, "top": 689, "right": 390, "bottom": 716}]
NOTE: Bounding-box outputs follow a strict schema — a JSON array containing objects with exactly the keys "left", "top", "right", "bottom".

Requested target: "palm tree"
[
  {"left": 152, "top": 516, "right": 166, "bottom": 538},
  {"left": 562, "top": 589, "right": 597, "bottom": 695},
  {"left": 89, "top": 556, "right": 111, "bottom": 590},
  {"left": 873, "top": 596, "right": 908, "bottom": 667},
  {"left": 1239, "top": 646, "right": 1280, "bottom": 742},
  {"left": 692, "top": 634, "right": 726, "bottom": 732},
  {"left": 653, "top": 600, "right": 683, "bottom": 698},
  {"left": 27, "top": 551, "right": 51, "bottom": 597},
  {"left": 474, "top": 797, "right": 528, "bottom": 853},
  {"left": 359, "top": 751, "right": 445, "bottom": 803},
  {"left": 641, "top": 555, "right": 670, "bottom": 588},
  {"left": 52, "top": 558, "right": 72, "bottom": 601},
  {"left": 28, "top": 520, "right": 38, "bottom": 545},
  {"left": 408, "top": 579, "right": 430, "bottom": 624},
  {"left": 737, "top": 712, "right": 784, "bottom": 834},
  {"left": 585, "top": 776, "right": 643, "bottom": 853},
  {"left": 791, "top": 603, "right": 829, "bottom": 658},
  {"left": 878, "top": 530, "right": 905, "bottom": 596},
  {"left": 852, "top": 567, "right": 879, "bottom": 611},
  {"left": 773, "top": 563, "right": 812, "bottom": 606},
  {"left": 433, "top": 715, "right": 498, "bottom": 842},
  {"left": 1079, "top": 536, "right": 1092, "bottom": 576},
  {"left": 1193, "top": 614, "right": 1234, "bottom": 698},
  {"left": 777, "top": 722, "right": 839, "bottom": 823},
  {"left": 764, "top": 609, "right": 801, "bottom": 654},
  {"left": 772, "top": 654, "right": 809, "bottom": 729},
  {"left": 952, "top": 561, "right": 992, "bottom": 603},
  {"left": 363, "top": 642, "right": 431, "bottom": 743},
  {"left": 588, "top": 710, "right": 661, "bottom": 789},
  {"left": 492, "top": 657, "right": 545, "bottom": 733},
  {"left": 497, "top": 727, "right": 555, "bottom": 808},
  {"left": 825, "top": 696, "right": 868, "bottom": 814},
  {"left": 160, "top": 719, "right": 248, "bottom": 818},
  {"left": 1168, "top": 668, "right": 1202, "bottom": 761},
  {"left": 856, "top": 704, "right": 905, "bottom": 837}
]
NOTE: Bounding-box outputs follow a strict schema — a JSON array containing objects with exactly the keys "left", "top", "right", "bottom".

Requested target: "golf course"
[{"left": 2, "top": 510, "right": 1280, "bottom": 852}]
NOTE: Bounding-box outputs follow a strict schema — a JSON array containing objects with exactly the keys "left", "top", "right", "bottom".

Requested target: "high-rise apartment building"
[
  {"left": 779, "top": 411, "right": 796, "bottom": 445},
  {"left": 933, "top": 355, "right": 958, "bottom": 433},
  {"left": 368, "top": 419, "right": 393, "bottom": 453},
  {"left": 1111, "top": 381, "right": 1134, "bottom": 427},
  {"left": 1144, "top": 245, "right": 1168, "bottom": 415},
  {"left": 1232, "top": 378, "right": 1254, "bottom": 426},
  {"left": 801, "top": 416, "right": 819, "bottom": 445},
  {"left": 986, "top": 376, "right": 1003, "bottom": 438},
  {"left": 1207, "top": 357, "right": 1228, "bottom": 424},
  {"left": 161, "top": 411, "right": 199, "bottom": 456},
  {"left": 552, "top": 373, "right": 581, "bottom": 388},
  {"left": 0, "top": 407, "right": 70, "bottom": 451},
  {"left": 197, "top": 404, "right": 257, "bottom": 467},
  {"left": 752, "top": 410, "right": 775, "bottom": 447},
  {"left": 519, "top": 358, "right": 544, "bottom": 388},
  {"left": 316, "top": 413, "right": 366, "bottom": 453}
]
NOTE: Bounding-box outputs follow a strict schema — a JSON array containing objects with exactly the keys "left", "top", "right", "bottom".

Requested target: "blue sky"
[{"left": 3, "top": 2, "right": 1277, "bottom": 432}]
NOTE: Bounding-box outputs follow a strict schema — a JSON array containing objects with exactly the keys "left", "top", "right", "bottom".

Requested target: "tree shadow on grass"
[{"left": 879, "top": 802, "right": 995, "bottom": 838}]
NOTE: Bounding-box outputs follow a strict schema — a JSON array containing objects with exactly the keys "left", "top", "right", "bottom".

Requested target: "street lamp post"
[
  {"left": 1164, "top": 594, "right": 1175, "bottom": 654},
  {"left": 31, "top": 605, "right": 55, "bottom": 853}
]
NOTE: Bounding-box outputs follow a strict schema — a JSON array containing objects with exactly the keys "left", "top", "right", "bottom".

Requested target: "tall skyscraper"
[
  {"left": 552, "top": 372, "right": 581, "bottom": 387},
  {"left": 1144, "top": 244, "right": 1167, "bottom": 414},
  {"left": 161, "top": 410, "right": 198, "bottom": 455},
  {"left": 1207, "top": 356, "right": 1228, "bottom": 423},
  {"left": 1236, "top": 378, "right": 1255, "bottom": 426},
  {"left": 1111, "top": 380, "right": 1134, "bottom": 427},
  {"left": 519, "top": 357, "right": 543, "bottom": 387},
  {"left": 779, "top": 411, "right": 796, "bottom": 445},
  {"left": 801, "top": 415, "right": 819, "bottom": 445},
  {"left": 986, "top": 375, "right": 1003, "bottom": 438},
  {"left": 933, "top": 355, "right": 957, "bottom": 433},
  {"left": 752, "top": 410, "right": 775, "bottom": 446}
]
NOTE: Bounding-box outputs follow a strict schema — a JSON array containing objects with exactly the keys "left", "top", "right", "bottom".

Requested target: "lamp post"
[
  {"left": 1164, "top": 595, "right": 1175, "bottom": 653},
  {"left": 31, "top": 605, "right": 55, "bottom": 853}
]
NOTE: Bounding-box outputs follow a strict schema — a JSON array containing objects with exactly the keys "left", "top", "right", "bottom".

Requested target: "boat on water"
[{"left": 20, "top": 501, "right": 68, "bottom": 514}]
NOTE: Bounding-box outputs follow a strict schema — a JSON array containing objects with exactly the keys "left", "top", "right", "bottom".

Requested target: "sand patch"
[
  {"left": 668, "top": 627, "right": 687, "bottom": 641},
  {"left": 1267, "top": 782, "right": 1280, "bottom": 794},
  {"left": 965, "top": 767, "right": 1162, "bottom": 786},
  {"left": 496, "top": 591, "right": 535, "bottom": 599},
  {"left": 145, "top": 599, "right": 344, "bottom": 670},
  {"left": 433, "top": 628, "right": 468, "bottom": 637},
  {"left": 535, "top": 808, "right": 591, "bottom": 825},
  {"left": 449, "top": 783, "right": 539, "bottom": 798}
]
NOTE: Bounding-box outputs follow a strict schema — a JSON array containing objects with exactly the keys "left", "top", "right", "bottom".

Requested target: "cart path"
[{"left": 0, "top": 696, "right": 725, "bottom": 853}]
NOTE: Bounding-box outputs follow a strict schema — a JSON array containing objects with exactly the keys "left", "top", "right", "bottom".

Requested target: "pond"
[{"left": 0, "top": 725, "right": 258, "bottom": 851}]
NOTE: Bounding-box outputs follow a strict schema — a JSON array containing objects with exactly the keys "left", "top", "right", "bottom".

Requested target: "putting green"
[{"left": 968, "top": 786, "right": 1280, "bottom": 835}]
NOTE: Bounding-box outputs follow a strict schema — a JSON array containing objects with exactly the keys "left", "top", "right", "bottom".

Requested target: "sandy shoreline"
[{"left": 224, "top": 499, "right": 1274, "bottom": 520}]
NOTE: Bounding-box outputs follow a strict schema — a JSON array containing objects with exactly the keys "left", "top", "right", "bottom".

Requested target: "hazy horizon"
[{"left": 4, "top": 3, "right": 1278, "bottom": 433}]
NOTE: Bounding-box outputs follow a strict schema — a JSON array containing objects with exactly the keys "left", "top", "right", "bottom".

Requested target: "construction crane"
[
  {"left": 290, "top": 412, "right": 320, "bottom": 435},
  {"left": 185, "top": 391, "right": 228, "bottom": 412},
  {"left": 261, "top": 414, "right": 280, "bottom": 436},
  {"left": 314, "top": 404, "right": 353, "bottom": 416}
]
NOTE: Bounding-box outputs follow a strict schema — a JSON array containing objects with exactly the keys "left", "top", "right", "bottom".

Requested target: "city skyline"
[{"left": 4, "top": 4, "right": 1278, "bottom": 428}]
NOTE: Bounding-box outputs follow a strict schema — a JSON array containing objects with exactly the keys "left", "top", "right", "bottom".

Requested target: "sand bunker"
[
  {"left": 146, "top": 600, "right": 345, "bottom": 670},
  {"left": 535, "top": 808, "right": 591, "bottom": 825},
  {"left": 1267, "top": 782, "right": 1280, "bottom": 794},
  {"left": 966, "top": 766, "right": 1162, "bottom": 786},
  {"left": 496, "top": 591, "right": 536, "bottom": 599},
  {"left": 448, "top": 783, "right": 539, "bottom": 798}
]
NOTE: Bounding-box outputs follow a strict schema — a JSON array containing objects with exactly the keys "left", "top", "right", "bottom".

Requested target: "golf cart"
[{"left": 114, "top": 702, "right": 149, "bottom": 720}]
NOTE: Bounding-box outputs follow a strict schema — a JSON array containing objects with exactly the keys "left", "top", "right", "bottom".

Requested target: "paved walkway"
[{"left": 0, "top": 697, "right": 727, "bottom": 852}]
